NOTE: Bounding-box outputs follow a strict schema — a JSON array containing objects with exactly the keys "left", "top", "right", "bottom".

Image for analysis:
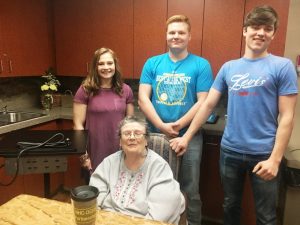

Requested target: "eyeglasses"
[{"left": 121, "top": 131, "right": 145, "bottom": 139}]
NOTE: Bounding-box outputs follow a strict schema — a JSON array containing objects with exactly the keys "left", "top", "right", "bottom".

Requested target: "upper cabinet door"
[
  {"left": 202, "top": 0, "right": 245, "bottom": 76},
  {"left": 243, "top": 0, "right": 290, "bottom": 57},
  {"left": 167, "top": 0, "right": 205, "bottom": 56},
  {"left": 0, "top": 0, "right": 290, "bottom": 78},
  {"left": 54, "top": 0, "right": 134, "bottom": 78},
  {"left": 53, "top": 0, "right": 95, "bottom": 77},
  {"left": 133, "top": 0, "right": 167, "bottom": 79},
  {"left": 0, "top": 6, "right": 4, "bottom": 75},
  {"left": 90, "top": 0, "right": 134, "bottom": 79},
  {"left": 0, "top": 0, "right": 55, "bottom": 76}
]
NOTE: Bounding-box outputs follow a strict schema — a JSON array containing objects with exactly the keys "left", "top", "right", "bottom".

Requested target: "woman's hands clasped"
[{"left": 170, "top": 136, "right": 189, "bottom": 156}]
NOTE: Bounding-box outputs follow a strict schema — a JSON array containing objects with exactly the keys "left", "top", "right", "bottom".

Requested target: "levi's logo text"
[{"left": 229, "top": 73, "right": 268, "bottom": 96}]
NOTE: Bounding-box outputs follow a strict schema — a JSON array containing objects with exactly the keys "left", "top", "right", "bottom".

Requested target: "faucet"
[
  {"left": 2, "top": 105, "right": 8, "bottom": 113},
  {"left": 64, "top": 90, "right": 73, "bottom": 96}
]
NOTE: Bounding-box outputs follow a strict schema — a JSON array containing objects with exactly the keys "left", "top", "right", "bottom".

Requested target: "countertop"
[
  {"left": 0, "top": 107, "right": 73, "bottom": 135},
  {"left": 202, "top": 107, "right": 226, "bottom": 136},
  {"left": 0, "top": 105, "right": 225, "bottom": 136}
]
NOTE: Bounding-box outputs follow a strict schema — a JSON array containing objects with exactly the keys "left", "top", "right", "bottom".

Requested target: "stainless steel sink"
[{"left": 0, "top": 111, "right": 46, "bottom": 125}]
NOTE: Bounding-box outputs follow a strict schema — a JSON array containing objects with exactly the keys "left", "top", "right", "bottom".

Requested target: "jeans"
[
  {"left": 220, "top": 147, "right": 278, "bottom": 225},
  {"left": 179, "top": 131, "right": 203, "bottom": 225}
]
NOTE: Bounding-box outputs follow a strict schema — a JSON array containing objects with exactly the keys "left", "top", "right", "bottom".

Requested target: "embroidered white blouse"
[{"left": 90, "top": 149, "right": 185, "bottom": 225}]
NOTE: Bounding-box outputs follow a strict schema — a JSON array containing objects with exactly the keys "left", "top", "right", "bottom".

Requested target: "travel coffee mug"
[{"left": 70, "top": 185, "right": 99, "bottom": 225}]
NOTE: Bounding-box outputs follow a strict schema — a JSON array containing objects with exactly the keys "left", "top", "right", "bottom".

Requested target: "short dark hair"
[
  {"left": 118, "top": 116, "right": 150, "bottom": 138},
  {"left": 243, "top": 5, "right": 279, "bottom": 32}
]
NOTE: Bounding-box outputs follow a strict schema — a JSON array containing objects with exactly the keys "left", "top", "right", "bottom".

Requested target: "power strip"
[{"left": 4, "top": 156, "right": 68, "bottom": 175}]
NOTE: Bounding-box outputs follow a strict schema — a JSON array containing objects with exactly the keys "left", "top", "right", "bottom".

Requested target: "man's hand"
[
  {"left": 252, "top": 159, "right": 280, "bottom": 181},
  {"left": 170, "top": 137, "right": 189, "bottom": 156},
  {"left": 160, "top": 122, "right": 180, "bottom": 137}
]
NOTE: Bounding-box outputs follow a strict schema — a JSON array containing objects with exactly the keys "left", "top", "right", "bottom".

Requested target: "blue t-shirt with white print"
[
  {"left": 140, "top": 53, "right": 213, "bottom": 135},
  {"left": 213, "top": 54, "right": 298, "bottom": 155}
]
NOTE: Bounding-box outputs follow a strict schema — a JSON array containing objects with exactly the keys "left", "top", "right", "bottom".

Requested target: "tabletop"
[{"left": 0, "top": 194, "right": 172, "bottom": 225}]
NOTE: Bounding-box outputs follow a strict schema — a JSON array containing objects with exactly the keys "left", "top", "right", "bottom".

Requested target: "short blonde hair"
[{"left": 166, "top": 15, "right": 191, "bottom": 32}]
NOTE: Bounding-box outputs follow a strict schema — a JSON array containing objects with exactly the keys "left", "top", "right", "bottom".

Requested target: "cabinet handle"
[
  {"left": 9, "top": 60, "right": 13, "bottom": 73},
  {"left": 0, "top": 59, "right": 3, "bottom": 73},
  {"left": 86, "top": 62, "right": 89, "bottom": 73},
  {"left": 205, "top": 142, "right": 219, "bottom": 146}
]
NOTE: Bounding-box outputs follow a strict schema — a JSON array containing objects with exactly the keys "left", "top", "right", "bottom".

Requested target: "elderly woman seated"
[{"left": 89, "top": 116, "right": 185, "bottom": 224}]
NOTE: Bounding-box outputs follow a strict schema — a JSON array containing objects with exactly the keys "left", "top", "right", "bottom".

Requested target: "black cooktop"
[{"left": 0, "top": 130, "right": 87, "bottom": 157}]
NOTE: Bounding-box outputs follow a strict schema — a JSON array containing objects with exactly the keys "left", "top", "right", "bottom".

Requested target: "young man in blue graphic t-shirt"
[
  {"left": 139, "top": 15, "right": 213, "bottom": 225},
  {"left": 170, "top": 6, "right": 298, "bottom": 225}
]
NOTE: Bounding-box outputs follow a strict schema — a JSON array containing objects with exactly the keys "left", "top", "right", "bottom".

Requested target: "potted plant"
[{"left": 40, "top": 68, "right": 61, "bottom": 110}]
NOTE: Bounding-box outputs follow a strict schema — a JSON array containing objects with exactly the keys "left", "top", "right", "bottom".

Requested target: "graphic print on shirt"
[
  {"left": 113, "top": 171, "right": 144, "bottom": 207},
  {"left": 156, "top": 73, "right": 190, "bottom": 106},
  {"left": 228, "top": 73, "right": 268, "bottom": 96}
]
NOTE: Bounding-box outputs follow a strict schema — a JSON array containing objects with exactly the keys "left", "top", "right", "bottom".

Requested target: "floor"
[{"left": 52, "top": 190, "right": 71, "bottom": 203}]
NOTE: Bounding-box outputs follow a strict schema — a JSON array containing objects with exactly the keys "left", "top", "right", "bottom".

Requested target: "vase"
[{"left": 41, "top": 93, "right": 53, "bottom": 110}]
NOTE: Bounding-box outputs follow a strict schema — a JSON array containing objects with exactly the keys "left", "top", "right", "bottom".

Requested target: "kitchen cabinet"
[
  {"left": 56, "top": 119, "right": 73, "bottom": 130},
  {"left": 201, "top": 0, "right": 290, "bottom": 77},
  {"left": 55, "top": 119, "right": 86, "bottom": 188},
  {"left": 0, "top": 121, "right": 57, "bottom": 204},
  {"left": 29, "top": 120, "right": 58, "bottom": 130},
  {"left": 167, "top": 0, "right": 204, "bottom": 55},
  {"left": 54, "top": 0, "right": 134, "bottom": 78},
  {"left": 53, "top": 0, "right": 290, "bottom": 79},
  {"left": 91, "top": 0, "right": 134, "bottom": 78},
  {"left": 242, "top": 0, "right": 290, "bottom": 57},
  {"left": 0, "top": 119, "right": 84, "bottom": 205},
  {"left": 0, "top": 0, "right": 55, "bottom": 77},
  {"left": 54, "top": 0, "right": 167, "bottom": 78},
  {"left": 29, "top": 119, "right": 73, "bottom": 131},
  {"left": 0, "top": 157, "right": 26, "bottom": 205},
  {"left": 29, "top": 119, "right": 85, "bottom": 189},
  {"left": 200, "top": 134, "right": 224, "bottom": 222},
  {"left": 200, "top": 133, "right": 256, "bottom": 225},
  {"left": 53, "top": 0, "right": 94, "bottom": 77},
  {"left": 133, "top": 0, "right": 167, "bottom": 78},
  {"left": 24, "top": 120, "right": 67, "bottom": 200},
  {"left": 201, "top": 0, "right": 245, "bottom": 76}
]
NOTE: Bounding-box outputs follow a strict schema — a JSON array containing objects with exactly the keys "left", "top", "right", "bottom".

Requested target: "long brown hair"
[{"left": 82, "top": 47, "right": 123, "bottom": 96}]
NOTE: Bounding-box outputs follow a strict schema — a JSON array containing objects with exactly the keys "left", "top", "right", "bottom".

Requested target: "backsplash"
[
  {"left": 0, "top": 77, "right": 140, "bottom": 110},
  {"left": 0, "top": 76, "right": 226, "bottom": 110},
  {"left": 0, "top": 76, "right": 81, "bottom": 110},
  {"left": 0, "top": 77, "right": 40, "bottom": 110}
]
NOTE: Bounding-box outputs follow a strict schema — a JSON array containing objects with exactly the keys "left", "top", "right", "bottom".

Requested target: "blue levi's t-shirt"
[
  {"left": 212, "top": 54, "right": 298, "bottom": 155},
  {"left": 140, "top": 53, "right": 213, "bottom": 135}
]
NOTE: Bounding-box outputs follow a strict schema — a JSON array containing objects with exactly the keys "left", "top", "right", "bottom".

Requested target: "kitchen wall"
[
  {"left": 0, "top": 0, "right": 298, "bottom": 117},
  {"left": 0, "top": 77, "right": 40, "bottom": 110},
  {"left": 0, "top": 76, "right": 83, "bottom": 110},
  {"left": 284, "top": 0, "right": 300, "bottom": 149},
  {"left": 0, "top": 76, "right": 140, "bottom": 110}
]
